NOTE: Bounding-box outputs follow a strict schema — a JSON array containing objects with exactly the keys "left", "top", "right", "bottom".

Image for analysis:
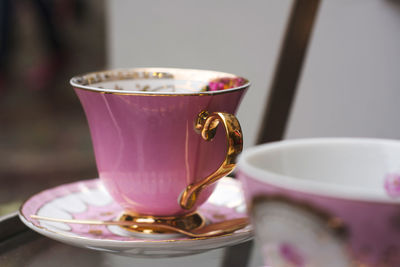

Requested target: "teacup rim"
[
  {"left": 70, "top": 67, "right": 250, "bottom": 96},
  {"left": 238, "top": 137, "right": 400, "bottom": 204}
]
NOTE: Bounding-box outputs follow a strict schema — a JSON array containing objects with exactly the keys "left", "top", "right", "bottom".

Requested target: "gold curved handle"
[{"left": 179, "top": 111, "right": 243, "bottom": 210}]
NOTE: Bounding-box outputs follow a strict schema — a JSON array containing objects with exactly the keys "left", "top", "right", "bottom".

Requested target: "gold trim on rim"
[{"left": 70, "top": 67, "right": 250, "bottom": 96}]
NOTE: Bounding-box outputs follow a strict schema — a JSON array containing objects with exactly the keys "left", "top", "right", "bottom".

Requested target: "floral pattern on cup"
[
  {"left": 279, "top": 243, "right": 305, "bottom": 267},
  {"left": 261, "top": 243, "right": 306, "bottom": 267},
  {"left": 203, "top": 77, "right": 247, "bottom": 91},
  {"left": 384, "top": 173, "right": 400, "bottom": 198}
]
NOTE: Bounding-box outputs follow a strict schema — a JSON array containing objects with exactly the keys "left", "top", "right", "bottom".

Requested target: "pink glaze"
[
  {"left": 238, "top": 171, "right": 400, "bottom": 266},
  {"left": 74, "top": 87, "right": 247, "bottom": 216}
]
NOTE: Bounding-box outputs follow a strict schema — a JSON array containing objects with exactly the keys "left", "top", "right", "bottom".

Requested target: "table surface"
[{"left": 0, "top": 213, "right": 260, "bottom": 267}]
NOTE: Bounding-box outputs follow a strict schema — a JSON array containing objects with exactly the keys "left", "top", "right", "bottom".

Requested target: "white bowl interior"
[{"left": 241, "top": 139, "right": 400, "bottom": 201}]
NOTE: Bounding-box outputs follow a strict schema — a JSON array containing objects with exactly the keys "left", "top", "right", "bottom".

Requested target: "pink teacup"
[
  {"left": 70, "top": 68, "right": 249, "bottom": 227},
  {"left": 238, "top": 138, "right": 400, "bottom": 267}
]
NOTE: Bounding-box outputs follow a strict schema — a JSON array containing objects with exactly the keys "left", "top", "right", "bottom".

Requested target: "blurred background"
[
  {"left": 1, "top": 0, "right": 400, "bottom": 266},
  {"left": 0, "top": 0, "right": 104, "bottom": 214},
  {"left": 1, "top": 0, "right": 400, "bottom": 222}
]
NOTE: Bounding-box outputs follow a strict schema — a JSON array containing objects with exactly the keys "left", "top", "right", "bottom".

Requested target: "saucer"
[{"left": 19, "top": 177, "right": 252, "bottom": 258}]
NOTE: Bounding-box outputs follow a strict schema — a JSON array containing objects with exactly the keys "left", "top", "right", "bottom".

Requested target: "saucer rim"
[
  {"left": 18, "top": 213, "right": 252, "bottom": 246},
  {"left": 18, "top": 177, "right": 253, "bottom": 246}
]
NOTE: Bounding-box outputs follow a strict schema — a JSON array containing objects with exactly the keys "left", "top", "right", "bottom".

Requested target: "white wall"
[
  {"left": 108, "top": 0, "right": 400, "bottom": 145},
  {"left": 286, "top": 0, "right": 400, "bottom": 139},
  {"left": 107, "top": 0, "right": 292, "bottom": 148}
]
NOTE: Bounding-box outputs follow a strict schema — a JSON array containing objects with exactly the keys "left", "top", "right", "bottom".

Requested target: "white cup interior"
[
  {"left": 239, "top": 138, "right": 400, "bottom": 202},
  {"left": 70, "top": 68, "right": 249, "bottom": 94}
]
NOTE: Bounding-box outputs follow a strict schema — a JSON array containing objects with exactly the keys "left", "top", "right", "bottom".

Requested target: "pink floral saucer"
[{"left": 19, "top": 177, "right": 252, "bottom": 258}]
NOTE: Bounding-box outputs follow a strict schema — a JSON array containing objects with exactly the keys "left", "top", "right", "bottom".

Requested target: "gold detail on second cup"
[{"left": 180, "top": 111, "right": 243, "bottom": 210}]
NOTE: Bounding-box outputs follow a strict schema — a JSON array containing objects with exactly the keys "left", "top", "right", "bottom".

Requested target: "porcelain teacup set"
[{"left": 19, "top": 68, "right": 400, "bottom": 265}]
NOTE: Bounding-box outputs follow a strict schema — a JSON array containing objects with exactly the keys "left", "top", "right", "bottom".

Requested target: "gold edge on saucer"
[{"left": 24, "top": 214, "right": 249, "bottom": 243}]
